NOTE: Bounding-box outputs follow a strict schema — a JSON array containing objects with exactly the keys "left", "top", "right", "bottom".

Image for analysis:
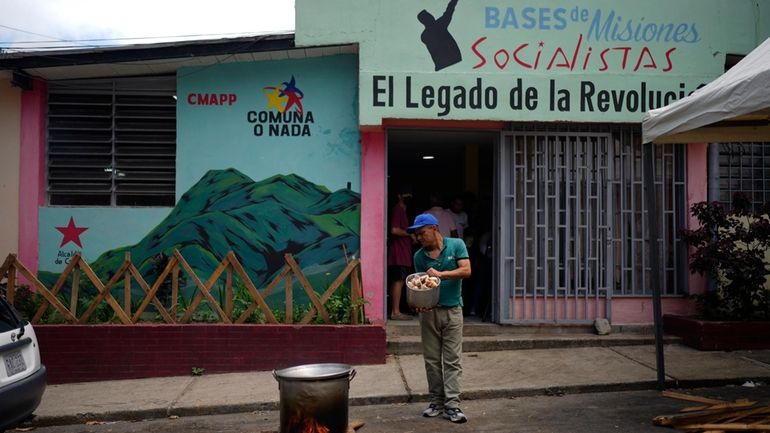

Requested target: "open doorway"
[{"left": 386, "top": 128, "right": 497, "bottom": 322}]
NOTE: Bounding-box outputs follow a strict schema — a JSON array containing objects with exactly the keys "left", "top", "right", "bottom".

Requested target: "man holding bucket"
[{"left": 407, "top": 213, "right": 471, "bottom": 424}]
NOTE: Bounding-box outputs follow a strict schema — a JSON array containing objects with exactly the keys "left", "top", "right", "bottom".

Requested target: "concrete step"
[
  {"left": 386, "top": 333, "right": 681, "bottom": 355},
  {"left": 386, "top": 316, "right": 676, "bottom": 355},
  {"left": 386, "top": 316, "right": 655, "bottom": 337}
]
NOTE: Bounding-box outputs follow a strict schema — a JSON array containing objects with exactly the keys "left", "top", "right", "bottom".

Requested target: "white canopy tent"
[
  {"left": 643, "top": 36, "right": 770, "bottom": 144},
  {"left": 641, "top": 36, "right": 770, "bottom": 389}
]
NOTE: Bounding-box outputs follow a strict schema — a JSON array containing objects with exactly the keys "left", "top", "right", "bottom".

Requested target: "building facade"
[{"left": 0, "top": 1, "right": 768, "bottom": 327}]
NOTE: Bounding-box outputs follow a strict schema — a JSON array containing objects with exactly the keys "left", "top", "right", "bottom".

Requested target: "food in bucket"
[{"left": 407, "top": 274, "right": 440, "bottom": 290}]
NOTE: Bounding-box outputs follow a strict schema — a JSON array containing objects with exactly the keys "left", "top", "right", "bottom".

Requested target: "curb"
[{"left": 25, "top": 376, "right": 767, "bottom": 428}]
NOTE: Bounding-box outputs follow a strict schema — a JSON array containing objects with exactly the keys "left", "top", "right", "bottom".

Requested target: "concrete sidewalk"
[{"left": 30, "top": 343, "right": 770, "bottom": 427}]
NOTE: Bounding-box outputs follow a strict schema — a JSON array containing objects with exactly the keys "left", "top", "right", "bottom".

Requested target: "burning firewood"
[
  {"left": 346, "top": 419, "right": 365, "bottom": 433},
  {"left": 653, "top": 390, "right": 770, "bottom": 432}
]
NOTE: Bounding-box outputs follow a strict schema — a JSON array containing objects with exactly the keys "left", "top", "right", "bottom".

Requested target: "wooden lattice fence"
[{"left": 0, "top": 251, "right": 365, "bottom": 325}]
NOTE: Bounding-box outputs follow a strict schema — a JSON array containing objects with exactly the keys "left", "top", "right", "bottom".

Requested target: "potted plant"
[{"left": 664, "top": 192, "right": 770, "bottom": 350}]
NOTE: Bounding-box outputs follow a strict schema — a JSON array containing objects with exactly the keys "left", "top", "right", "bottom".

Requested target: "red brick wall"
[
  {"left": 35, "top": 324, "right": 386, "bottom": 384},
  {"left": 663, "top": 314, "right": 770, "bottom": 350}
]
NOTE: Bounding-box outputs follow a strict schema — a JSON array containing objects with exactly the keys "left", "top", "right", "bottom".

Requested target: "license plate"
[{"left": 4, "top": 350, "right": 26, "bottom": 377}]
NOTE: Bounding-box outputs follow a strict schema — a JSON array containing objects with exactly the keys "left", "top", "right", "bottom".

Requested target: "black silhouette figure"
[{"left": 417, "top": 0, "right": 462, "bottom": 71}]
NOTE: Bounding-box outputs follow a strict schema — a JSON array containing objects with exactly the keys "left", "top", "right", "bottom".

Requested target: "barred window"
[
  {"left": 47, "top": 77, "right": 176, "bottom": 206},
  {"left": 717, "top": 142, "right": 770, "bottom": 211},
  {"left": 610, "top": 130, "right": 688, "bottom": 296},
  {"left": 499, "top": 125, "right": 688, "bottom": 323}
]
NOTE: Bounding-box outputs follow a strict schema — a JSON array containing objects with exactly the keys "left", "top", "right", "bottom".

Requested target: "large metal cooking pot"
[
  {"left": 405, "top": 272, "right": 440, "bottom": 309},
  {"left": 273, "top": 363, "right": 356, "bottom": 433}
]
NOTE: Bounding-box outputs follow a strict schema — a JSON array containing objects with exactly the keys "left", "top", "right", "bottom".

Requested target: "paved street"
[{"left": 28, "top": 385, "right": 770, "bottom": 433}]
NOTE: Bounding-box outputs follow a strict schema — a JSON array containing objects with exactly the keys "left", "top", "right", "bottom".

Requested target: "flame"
[{"left": 285, "top": 409, "right": 331, "bottom": 433}]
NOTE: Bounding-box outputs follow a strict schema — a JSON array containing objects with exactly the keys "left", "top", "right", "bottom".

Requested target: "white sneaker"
[
  {"left": 443, "top": 407, "right": 468, "bottom": 423},
  {"left": 422, "top": 403, "right": 443, "bottom": 417}
]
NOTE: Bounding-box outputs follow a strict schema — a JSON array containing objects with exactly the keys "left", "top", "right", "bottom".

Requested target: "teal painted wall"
[
  {"left": 759, "top": 0, "right": 770, "bottom": 42},
  {"left": 177, "top": 55, "right": 360, "bottom": 196},
  {"left": 39, "top": 208, "right": 170, "bottom": 272},
  {"left": 296, "top": 0, "right": 766, "bottom": 125},
  {"left": 37, "top": 55, "right": 362, "bottom": 311}
]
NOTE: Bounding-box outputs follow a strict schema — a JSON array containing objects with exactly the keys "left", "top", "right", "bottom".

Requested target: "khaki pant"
[{"left": 419, "top": 306, "right": 463, "bottom": 409}]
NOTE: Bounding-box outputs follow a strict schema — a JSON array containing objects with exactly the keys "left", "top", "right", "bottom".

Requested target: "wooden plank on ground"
[
  {"left": 346, "top": 419, "right": 365, "bottom": 433},
  {"left": 655, "top": 405, "right": 770, "bottom": 427},
  {"left": 721, "top": 406, "right": 770, "bottom": 424},
  {"left": 662, "top": 391, "right": 729, "bottom": 405},
  {"left": 679, "top": 423, "right": 770, "bottom": 431},
  {"left": 681, "top": 402, "right": 757, "bottom": 413}
]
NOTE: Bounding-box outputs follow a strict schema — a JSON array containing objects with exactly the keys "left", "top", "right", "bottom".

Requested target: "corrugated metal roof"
[{"left": 0, "top": 33, "right": 357, "bottom": 80}]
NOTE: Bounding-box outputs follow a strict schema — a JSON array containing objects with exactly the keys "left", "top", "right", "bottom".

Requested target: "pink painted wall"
[
  {"left": 512, "top": 297, "right": 609, "bottom": 322},
  {"left": 612, "top": 297, "right": 696, "bottom": 324},
  {"left": 686, "top": 142, "right": 709, "bottom": 295},
  {"left": 509, "top": 297, "right": 696, "bottom": 324},
  {"left": 18, "top": 80, "right": 46, "bottom": 276},
  {"left": 360, "top": 130, "right": 386, "bottom": 325}
]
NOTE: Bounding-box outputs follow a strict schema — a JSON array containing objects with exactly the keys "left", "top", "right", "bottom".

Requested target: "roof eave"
[{"left": 0, "top": 33, "right": 295, "bottom": 71}]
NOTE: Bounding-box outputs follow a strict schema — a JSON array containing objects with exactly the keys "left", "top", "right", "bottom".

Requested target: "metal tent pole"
[{"left": 642, "top": 141, "right": 666, "bottom": 389}]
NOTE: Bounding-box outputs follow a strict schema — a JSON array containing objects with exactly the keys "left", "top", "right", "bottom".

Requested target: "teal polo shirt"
[{"left": 413, "top": 237, "right": 469, "bottom": 307}]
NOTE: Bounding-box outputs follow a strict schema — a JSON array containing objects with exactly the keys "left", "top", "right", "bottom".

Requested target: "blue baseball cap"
[{"left": 407, "top": 213, "right": 439, "bottom": 233}]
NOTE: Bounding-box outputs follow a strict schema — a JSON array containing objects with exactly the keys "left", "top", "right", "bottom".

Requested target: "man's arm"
[
  {"left": 390, "top": 226, "right": 409, "bottom": 237},
  {"left": 427, "top": 258, "right": 471, "bottom": 280}
]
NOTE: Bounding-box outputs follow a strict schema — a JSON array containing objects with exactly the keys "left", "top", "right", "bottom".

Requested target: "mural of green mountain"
[{"left": 40, "top": 169, "right": 361, "bottom": 309}]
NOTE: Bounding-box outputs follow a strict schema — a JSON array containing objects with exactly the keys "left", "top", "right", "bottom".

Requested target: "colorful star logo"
[
  {"left": 263, "top": 75, "right": 304, "bottom": 114},
  {"left": 263, "top": 85, "right": 287, "bottom": 112},
  {"left": 56, "top": 217, "right": 88, "bottom": 248}
]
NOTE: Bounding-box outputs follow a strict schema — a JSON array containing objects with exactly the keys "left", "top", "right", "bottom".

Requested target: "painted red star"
[{"left": 56, "top": 217, "right": 88, "bottom": 248}]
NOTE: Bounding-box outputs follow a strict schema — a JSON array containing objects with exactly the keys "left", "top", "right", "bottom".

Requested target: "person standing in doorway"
[
  {"left": 407, "top": 213, "right": 471, "bottom": 423},
  {"left": 446, "top": 196, "right": 469, "bottom": 242},
  {"left": 387, "top": 188, "right": 415, "bottom": 320},
  {"left": 425, "top": 195, "right": 457, "bottom": 238}
]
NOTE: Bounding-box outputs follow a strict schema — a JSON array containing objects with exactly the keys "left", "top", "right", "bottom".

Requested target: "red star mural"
[{"left": 56, "top": 217, "right": 88, "bottom": 248}]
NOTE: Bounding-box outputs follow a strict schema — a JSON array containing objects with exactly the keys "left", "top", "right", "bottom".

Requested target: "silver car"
[{"left": 0, "top": 294, "right": 46, "bottom": 431}]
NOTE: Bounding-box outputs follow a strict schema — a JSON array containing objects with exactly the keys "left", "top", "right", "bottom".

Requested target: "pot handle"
[
  {"left": 349, "top": 368, "right": 357, "bottom": 382},
  {"left": 272, "top": 370, "right": 278, "bottom": 381}
]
